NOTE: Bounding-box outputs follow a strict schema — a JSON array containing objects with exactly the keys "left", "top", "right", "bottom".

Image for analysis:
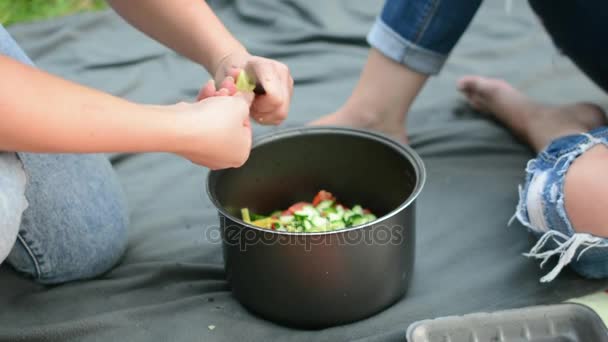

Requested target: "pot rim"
[{"left": 206, "top": 126, "right": 426, "bottom": 236}]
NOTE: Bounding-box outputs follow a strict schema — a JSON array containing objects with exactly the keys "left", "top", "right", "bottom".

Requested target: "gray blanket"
[{"left": 1, "top": 1, "right": 607, "bottom": 341}]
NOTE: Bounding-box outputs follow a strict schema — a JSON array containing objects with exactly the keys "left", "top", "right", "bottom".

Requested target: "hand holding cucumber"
[{"left": 204, "top": 51, "right": 293, "bottom": 125}]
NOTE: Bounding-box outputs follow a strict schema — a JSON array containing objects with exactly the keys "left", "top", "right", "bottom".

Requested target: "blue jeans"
[
  {"left": 369, "top": 0, "right": 608, "bottom": 280},
  {"left": 0, "top": 26, "right": 129, "bottom": 284},
  {"left": 514, "top": 128, "right": 608, "bottom": 282},
  {"left": 370, "top": 0, "right": 608, "bottom": 92}
]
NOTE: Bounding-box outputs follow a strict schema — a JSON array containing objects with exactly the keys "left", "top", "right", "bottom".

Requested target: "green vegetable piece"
[
  {"left": 241, "top": 208, "right": 251, "bottom": 223},
  {"left": 303, "top": 220, "right": 313, "bottom": 230},
  {"left": 327, "top": 212, "right": 342, "bottom": 222},
  {"left": 236, "top": 70, "right": 256, "bottom": 92},
  {"left": 316, "top": 200, "right": 334, "bottom": 210},
  {"left": 312, "top": 216, "right": 328, "bottom": 228},
  {"left": 329, "top": 221, "right": 346, "bottom": 230},
  {"left": 280, "top": 215, "right": 295, "bottom": 224},
  {"left": 250, "top": 213, "right": 267, "bottom": 221},
  {"left": 350, "top": 216, "right": 368, "bottom": 227}
]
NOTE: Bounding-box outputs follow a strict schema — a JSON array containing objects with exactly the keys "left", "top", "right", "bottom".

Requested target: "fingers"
[
  {"left": 197, "top": 80, "right": 216, "bottom": 100},
  {"left": 249, "top": 60, "right": 291, "bottom": 125},
  {"left": 202, "top": 57, "right": 292, "bottom": 126},
  {"left": 275, "top": 64, "right": 293, "bottom": 122},
  {"left": 228, "top": 67, "right": 241, "bottom": 80},
  {"left": 220, "top": 76, "right": 237, "bottom": 95},
  {"left": 251, "top": 61, "right": 283, "bottom": 108},
  {"left": 197, "top": 76, "right": 238, "bottom": 101},
  {"left": 234, "top": 91, "right": 255, "bottom": 107}
]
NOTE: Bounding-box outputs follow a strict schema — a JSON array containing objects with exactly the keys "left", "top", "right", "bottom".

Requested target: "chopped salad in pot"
[{"left": 241, "top": 190, "right": 377, "bottom": 232}]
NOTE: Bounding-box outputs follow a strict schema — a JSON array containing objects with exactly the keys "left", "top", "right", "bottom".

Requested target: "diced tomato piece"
[
  {"left": 287, "top": 202, "right": 311, "bottom": 214},
  {"left": 312, "top": 190, "right": 335, "bottom": 206},
  {"left": 363, "top": 209, "right": 371, "bottom": 215}
]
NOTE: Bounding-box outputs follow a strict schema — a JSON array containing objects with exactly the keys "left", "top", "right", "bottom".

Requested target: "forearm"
[
  {"left": 0, "top": 56, "right": 178, "bottom": 153},
  {"left": 108, "top": 0, "right": 245, "bottom": 74}
]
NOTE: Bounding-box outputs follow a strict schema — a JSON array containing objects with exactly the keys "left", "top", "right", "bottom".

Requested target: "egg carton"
[{"left": 407, "top": 303, "right": 608, "bottom": 342}]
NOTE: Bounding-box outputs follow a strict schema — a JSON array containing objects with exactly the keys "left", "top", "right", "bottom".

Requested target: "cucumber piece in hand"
[{"left": 236, "top": 70, "right": 256, "bottom": 92}]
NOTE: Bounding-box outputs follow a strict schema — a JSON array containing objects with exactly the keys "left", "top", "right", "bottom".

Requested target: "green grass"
[{"left": 0, "top": 0, "right": 107, "bottom": 26}]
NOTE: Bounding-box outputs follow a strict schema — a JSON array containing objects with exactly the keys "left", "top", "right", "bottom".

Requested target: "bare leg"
[
  {"left": 311, "top": 49, "right": 428, "bottom": 144},
  {"left": 458, "top": 75, "right": 608, "bottom": 237}
]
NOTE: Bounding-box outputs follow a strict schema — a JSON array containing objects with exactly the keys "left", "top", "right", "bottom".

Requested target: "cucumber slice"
[
  {"left": 250, "top": 213, "right": 267, "bottom": 221},
  {"left": 294, "top": 212, "right": 309, "bottom": 221},
  {"left": 322, "top": 207, "right": 337, "bottom": 215},
  {"left": 235, "top": 70, "right": 256, "bottom": 92},
  {"left": 312, "top": 216, "right": 328, "bottom": 228},
  {"left": 241, "top": 208, "right": 251, "bottom": 223},
  {"left": 350, "top": 216, "right": 368, "bottom": 227},
  {"left": 328, "top": 212, "right": 343, "bottom": 222},
  {"left": 303, "top": 220, "right": 313, "bottom": 230},
  {"left": 316, "top": 200, "right": 334, "bottom": 210},
  {"left": 280, "top": 215, "right": 294, "bottom": 224},
  {"left": 364, "top": 214, "right": 377, "bottom": 222},
  {"left": 343, "top": 211, "right": 356, "bottom": 222},
  {"left": 352, "top": 205, "right": 364, "bottom": 215},
  {"left": 329, "top": 221, "right": 346, "bottom": 230},
  {"left": 295, "top": 206, "right": 317, "bottom": 220},
  {"left": 346, "top": 213, "right": 363, "bottom": 227}
]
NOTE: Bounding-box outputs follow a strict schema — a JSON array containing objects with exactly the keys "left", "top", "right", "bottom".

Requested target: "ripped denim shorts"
[{"left": 513, "top": 126, "right": 608, "bottom": 282}]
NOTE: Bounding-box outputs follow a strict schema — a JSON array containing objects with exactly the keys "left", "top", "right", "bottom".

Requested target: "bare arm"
[
  {"left": 107, "top": 0, "right": 293, "bottom": 124},
  {"left": 0, "top": 55, "right": 253, "bottom": 168},
  {"left": 107, "top": 0, "right": 244, "bottom": 75},
  {"left": 0, "top": 56, "right": 177, "bottom": 153}
]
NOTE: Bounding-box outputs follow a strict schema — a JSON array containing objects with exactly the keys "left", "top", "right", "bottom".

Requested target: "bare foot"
[
  {"left": 458, "top": 75, "right": 607, "bottom": 152},
  {"left": 310, "top": 110, "right": 409, "bottom": 144},
  {"left": 309, "top": 49, "right": 429, "bottom": 145}
]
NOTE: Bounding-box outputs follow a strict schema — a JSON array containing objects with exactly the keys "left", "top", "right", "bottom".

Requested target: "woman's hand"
[
  {"left": 171, "top": 92, "right": 254, "bottom": 169},
  {"left": 211, "top": 51, "right": 293, "bottom": 125}
]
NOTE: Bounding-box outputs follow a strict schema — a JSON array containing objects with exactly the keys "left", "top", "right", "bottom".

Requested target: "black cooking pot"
[{"left": 207, "top": 127, "right": 425, "bottom": 328}]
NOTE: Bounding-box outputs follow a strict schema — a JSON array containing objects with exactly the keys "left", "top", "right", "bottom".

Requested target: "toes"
[
  {"left": 468, "top": 93, "right": 486, "bottom": 111},
  {"left": 457, "top": 75, "right": 483, "bottom": 93}
]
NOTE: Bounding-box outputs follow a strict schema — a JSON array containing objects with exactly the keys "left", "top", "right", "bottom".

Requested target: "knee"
[
  {"left": 9, "top": 202, "right": 129, "bottom": 285},
  {"left": 564, "top": 144, "right": 608, "bottom": 237},
  {"left": 9, "top": 199, "right": 129, "bottom": 285},
  {"left": 7, "top": 154, "right": 130, "bottom": 284},
  {"left": 518, "top": 143, "right": 608, "bottom": 281}
]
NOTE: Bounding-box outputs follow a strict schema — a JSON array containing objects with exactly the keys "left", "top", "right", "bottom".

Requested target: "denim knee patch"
[
  {"left": 7, "top": 153, "right": 129, "bottom": 284},
  {"left": 0, "top": 153, "right": 28, "bottom": 264},
  {"left": 512, "top": 127, "right": 608, "bottom": 282}
]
